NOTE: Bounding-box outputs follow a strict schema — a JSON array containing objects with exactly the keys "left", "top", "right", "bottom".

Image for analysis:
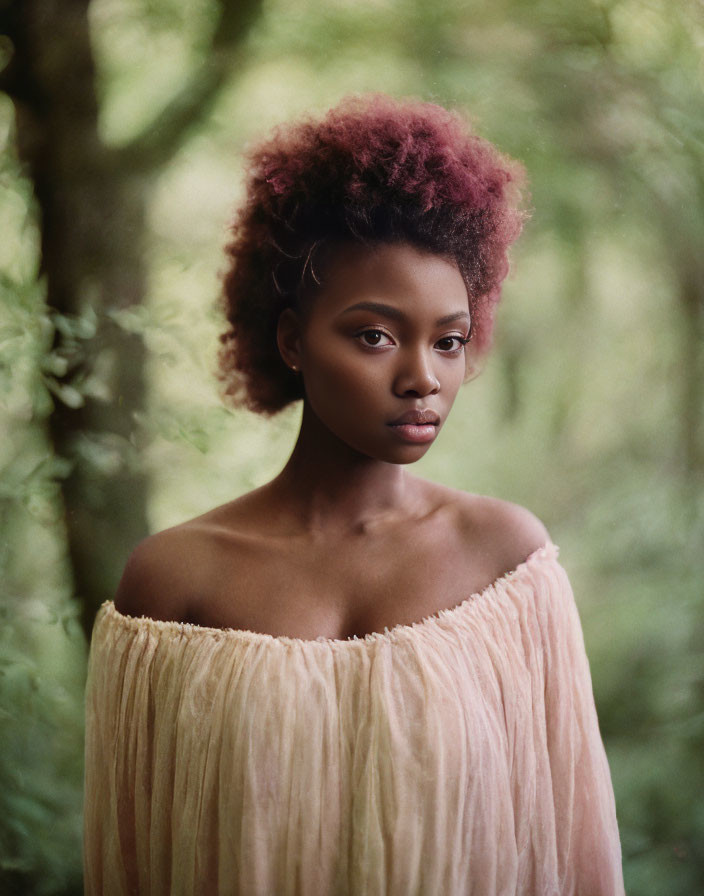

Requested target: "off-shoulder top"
[{"left": 83, "top": 542, "right": 624, "bottom": 895}]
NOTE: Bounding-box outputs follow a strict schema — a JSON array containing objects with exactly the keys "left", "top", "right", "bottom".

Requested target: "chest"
[{"left": 190, "top": 525, "right": 498, "bottom": 640}]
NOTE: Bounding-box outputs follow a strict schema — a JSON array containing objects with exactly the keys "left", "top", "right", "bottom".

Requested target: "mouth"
[
  {"left": 387, "top": 409, "right": 440, "bottom": 444},
  {"left": 388, "top": 409, "right": 440, "bottom": 426}
]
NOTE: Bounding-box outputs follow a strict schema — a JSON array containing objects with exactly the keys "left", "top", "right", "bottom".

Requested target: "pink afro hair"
[{"left": 218, "top": 93, "right": 528, "bottom": 414}]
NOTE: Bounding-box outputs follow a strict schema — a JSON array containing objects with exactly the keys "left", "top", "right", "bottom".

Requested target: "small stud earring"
[{"left": 290, "top": 364, "right": 299, "bottom": 372}]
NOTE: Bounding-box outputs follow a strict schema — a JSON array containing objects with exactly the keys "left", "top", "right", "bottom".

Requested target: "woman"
[{"left": 83, "top": 94, "right": 624, "bottom": 894}]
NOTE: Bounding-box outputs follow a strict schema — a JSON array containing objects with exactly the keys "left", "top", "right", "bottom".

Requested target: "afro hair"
[{"left": 218, "top": 93, "right": 527, "bottom": 414}]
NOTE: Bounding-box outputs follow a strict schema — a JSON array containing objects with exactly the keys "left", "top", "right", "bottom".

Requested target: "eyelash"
[{"left": 356, "top": 328, "right": 470, "bottom": 354}]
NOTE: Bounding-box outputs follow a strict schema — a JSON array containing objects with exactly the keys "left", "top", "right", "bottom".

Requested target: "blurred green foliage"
[
  {"left": 0, "top": 100, "right": 85, "bottom": 892},
  {"left": 1, "top": 0, "right": 703, "bottom": 892}
]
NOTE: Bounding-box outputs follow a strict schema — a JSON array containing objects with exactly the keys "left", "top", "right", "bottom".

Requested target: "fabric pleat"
[{"left": 83, "top": 543, "right": 624, "bottom": 895}]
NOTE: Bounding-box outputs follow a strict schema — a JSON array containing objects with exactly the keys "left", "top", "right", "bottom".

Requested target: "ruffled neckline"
[{"left": 99, "top": 542, "right": 559, "bottom": 650}]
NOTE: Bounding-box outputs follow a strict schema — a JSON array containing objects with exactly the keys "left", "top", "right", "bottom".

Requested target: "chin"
[{"left": 369, "top": 443, "right": 433, "bottom": 465}]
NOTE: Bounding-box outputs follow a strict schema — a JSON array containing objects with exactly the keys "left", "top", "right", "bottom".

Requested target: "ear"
[{"left": 276, "top": 307, "right": 304, "bottom": 372}]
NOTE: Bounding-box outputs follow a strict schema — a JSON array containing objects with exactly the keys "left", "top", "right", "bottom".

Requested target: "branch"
[{"left": 116, "top": 0, "right": 263, "bottom": 174}]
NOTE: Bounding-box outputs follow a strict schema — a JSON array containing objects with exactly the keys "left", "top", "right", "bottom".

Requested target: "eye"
[
  {"left": 357, "top": 328, "right": 394, "bottom": 348},
  {"left": 435, "top": 334, "right": 469, "bottom": 354}
]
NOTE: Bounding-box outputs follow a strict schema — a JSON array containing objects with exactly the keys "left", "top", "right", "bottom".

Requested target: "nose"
[{"left": 393, "top": 348, "right": 440, "bottom": 397}]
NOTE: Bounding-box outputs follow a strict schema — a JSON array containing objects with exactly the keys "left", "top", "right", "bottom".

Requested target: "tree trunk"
[
  {"left": 2, "top": 0, "right": 263, "bottom": 638},
  {"left": 3, "top": 0, "right": 149, "bottom": 638}
]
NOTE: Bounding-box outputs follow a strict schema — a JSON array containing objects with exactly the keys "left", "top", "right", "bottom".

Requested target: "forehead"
[{"left": 303, "top": 241, "right": 469, "bottom": 321}]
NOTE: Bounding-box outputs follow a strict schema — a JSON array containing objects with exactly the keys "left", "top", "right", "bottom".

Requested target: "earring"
[{"left": 289, "top": 363, "right": 299, "bottom": 373}]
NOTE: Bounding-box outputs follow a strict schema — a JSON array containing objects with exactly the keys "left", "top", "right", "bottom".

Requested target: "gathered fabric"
[{"left": 83, "top": 543, "right": 624, "bottom": 895}]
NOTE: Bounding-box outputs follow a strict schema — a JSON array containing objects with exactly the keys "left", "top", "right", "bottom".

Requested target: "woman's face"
[{"left": 280, "top": 241, "right": 471, "bottom": 464}]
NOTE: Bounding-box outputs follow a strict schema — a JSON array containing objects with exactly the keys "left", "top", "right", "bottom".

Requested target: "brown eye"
[
  {"left": 436, "top": 336, "right": 465, "bottom": 352},
  {"left": 358, "top": 329, "right": 393, "bottom": 347}
]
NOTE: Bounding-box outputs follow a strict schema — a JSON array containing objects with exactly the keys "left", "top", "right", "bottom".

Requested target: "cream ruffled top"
[{"left": 83, "top": 543, "right": 624, "bottom": 895}]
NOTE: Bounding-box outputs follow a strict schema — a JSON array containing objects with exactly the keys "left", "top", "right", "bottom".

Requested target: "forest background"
[{"left": 1, "top": 0, "right": 702, "bottom": 893}]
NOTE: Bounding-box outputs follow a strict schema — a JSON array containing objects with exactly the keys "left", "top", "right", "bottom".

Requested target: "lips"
[
  {"left": 388, "top": 409, "right": 440, "bottom": 426},
  {"left": 387, "top": 409, "right": 441, "bottom": 445}
]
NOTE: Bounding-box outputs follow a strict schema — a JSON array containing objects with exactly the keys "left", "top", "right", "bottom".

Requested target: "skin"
[{"left": 115, "top": 242, "right": 549, "bottom": 639}]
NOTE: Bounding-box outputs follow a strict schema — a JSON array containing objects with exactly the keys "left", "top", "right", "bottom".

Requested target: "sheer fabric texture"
[{"left": 83, "top": 543, "right": 624, "bottom": 895}]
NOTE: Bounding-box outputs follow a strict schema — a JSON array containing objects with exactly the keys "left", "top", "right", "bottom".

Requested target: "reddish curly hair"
[{"left": 218, "top": 94, "right": 527, "bottom": 414}]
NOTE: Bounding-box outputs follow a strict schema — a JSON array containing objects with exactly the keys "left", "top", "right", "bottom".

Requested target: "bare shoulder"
[
  {"left": 113, "top": 523, "right": 212, "bottom": 622},
  {"left": 112, "top": 489, "right": 285, "bottom": 626},
  {"left": 422, "top": 480, "right": 551, "bottom": 579},
  {"left": 460, "top": 493, "right": 550, "bottom": 560}
]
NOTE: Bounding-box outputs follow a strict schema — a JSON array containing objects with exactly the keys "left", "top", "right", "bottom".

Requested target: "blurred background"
[{"left": 1, "top": 0, "right": 702, "bottom": 892}]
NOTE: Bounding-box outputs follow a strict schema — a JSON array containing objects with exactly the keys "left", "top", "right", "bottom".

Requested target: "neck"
[{"left": 272, "top": 403, "right": 418, "bottom": 536}]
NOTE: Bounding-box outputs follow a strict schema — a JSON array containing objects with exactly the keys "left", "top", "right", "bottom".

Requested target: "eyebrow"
[{"left": 340, "top": 301, "right": 470, "bottom": 327}]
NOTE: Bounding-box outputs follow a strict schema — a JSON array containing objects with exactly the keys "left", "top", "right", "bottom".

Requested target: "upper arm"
[{"left": 113, "top": 528, "right": 198, "bottom": 622}]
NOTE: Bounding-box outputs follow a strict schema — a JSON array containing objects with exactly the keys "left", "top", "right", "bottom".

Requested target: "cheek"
[
  {"left": 303, "top": 343, "right": 382, "bottom": 401},
  {"left": 448, "top": 364, "right": 467, "bottom": 395},
  {"left": 306, "top": 367, "right": 380, "bottom": 422}
]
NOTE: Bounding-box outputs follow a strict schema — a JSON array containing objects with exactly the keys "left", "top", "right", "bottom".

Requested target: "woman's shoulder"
[
  {"left": 459, "top": 491, "right": 550, "bottom": 553},
  {"left": 419, "top": 479, "right": 551, "bottom": 580},
  {"left": 113, "top": 528, "right": 180, "bottom": 622},
  {"left": 112, "top": 518, "right": 218, "bottom": 623}
]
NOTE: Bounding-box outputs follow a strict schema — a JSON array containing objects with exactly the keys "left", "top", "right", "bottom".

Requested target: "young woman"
[{"left": 83, "top": 94, "right": 624, "bottom": 894}]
